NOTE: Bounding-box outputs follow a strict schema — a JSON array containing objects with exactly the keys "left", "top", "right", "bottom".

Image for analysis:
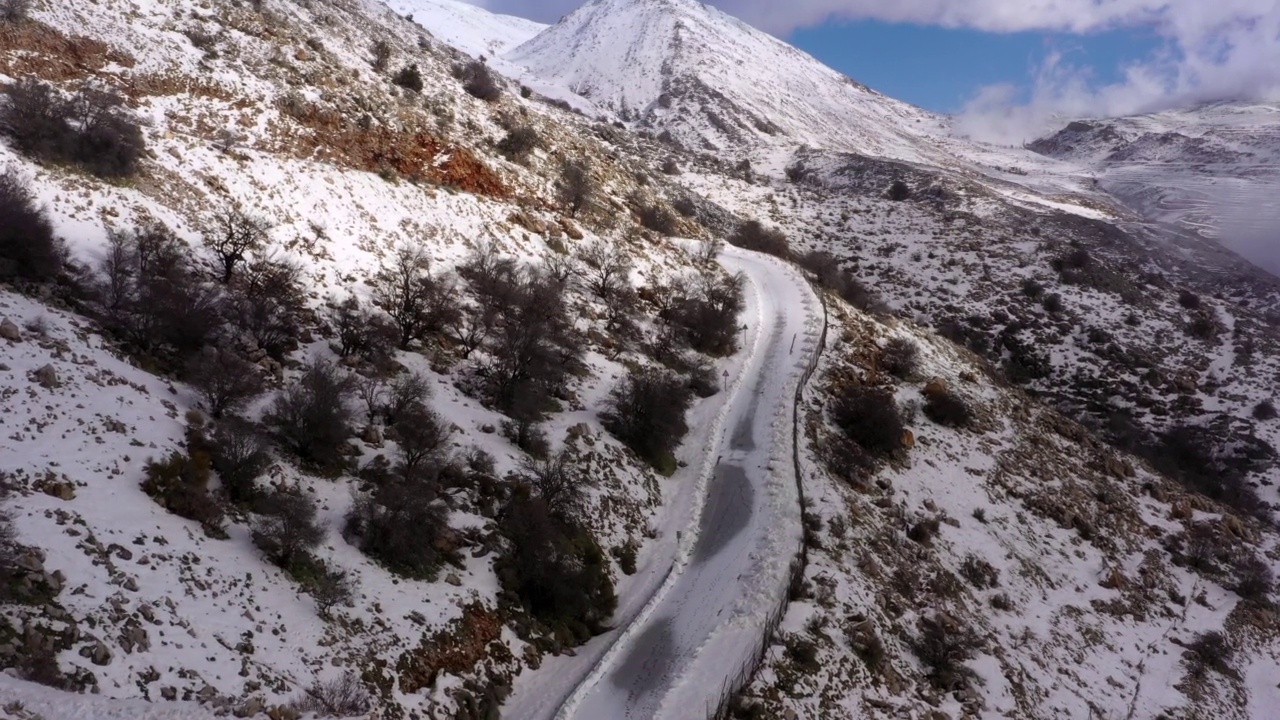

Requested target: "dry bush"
[
  {"left": 1, "top": 0, "right": 32, "bottom": 24},
  {"left": 880, "top": 337, "right": 920, "bottom": 379},
  {"left": 0, "top": 170, "right": 64, "bottom": 282},
  {"left": 290, "top": 672, "right": 371, "bottom": 717},
  {"left": 830, "top": 384, "right": 905, "bottom": 459},
  {"left": 141, "top": 447, "right": 224, "bottom": 536},
  {"left": 923, "top": 388, "right": 974, "bottom": 428},
  {"left": 728, "top": 219, "right": 789, "bottom": 258},
  {"left": 459, "top": 59, "right": 501, "bottom": 101}
]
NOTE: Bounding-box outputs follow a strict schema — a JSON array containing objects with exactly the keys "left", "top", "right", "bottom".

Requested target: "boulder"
[
  {"left": 34, "top": 363, "right": 59, "bottom": 389},
  {"left": 923, "top": 377, "right": 948, "bottom": 398},
  {"left": 0, "top": 319, "right": 21, "bottom": 342}
]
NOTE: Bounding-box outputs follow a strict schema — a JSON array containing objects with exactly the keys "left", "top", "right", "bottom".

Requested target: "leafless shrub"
[
  {"left": 459, "top": 59, "right": 501, "bottom": 101},
  {"left": 290, "top": 672, "right": 371, "bottom": 717},
  {"left": 958, "top": 553, "right": 999, "bottom": 589},
  {"left": 202, "top": 207, "right": 271, "bottom": 284},
  {"left": 880, "top": 337, "right": 920, "bottom": 379},
  {"left": 185, "top": 347, "right": 265, "bottom": 418},
  {"left": 0, "top": 0, "right": 31, "bottom": 23}
]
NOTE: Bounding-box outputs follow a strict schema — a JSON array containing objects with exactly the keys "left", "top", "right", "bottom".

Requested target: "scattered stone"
[
  {"left": 234, "top": 698, "right": 265, "bottom": 718},
  {"left": 560, "top": 218, "right": 584, "bottom": 240}
]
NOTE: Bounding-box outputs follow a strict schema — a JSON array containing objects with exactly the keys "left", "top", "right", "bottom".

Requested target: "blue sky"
[{"left": 789, "top": 22, "right": 1164, "bottom": 113}]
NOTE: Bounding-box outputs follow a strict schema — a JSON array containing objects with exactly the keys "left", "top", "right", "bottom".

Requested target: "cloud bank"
[{"left": 473, "top": 0, "right": 1280, "bottom": 135}]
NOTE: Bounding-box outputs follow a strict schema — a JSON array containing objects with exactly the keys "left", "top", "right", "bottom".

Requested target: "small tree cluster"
[
  {"left": 202, "top": 207, "right": 271, "bottom": 284},
  {"left": 225, "top": 255, "right": 309, "bottom": 360},
  {"left": 1184, "top": 631, "right": 1234, "bottom": 679},
  {"left": 266, "top": 360, "right": 355, "bottom": 474},
  {"left": 517, "top": 450, "right": 589, "bottom": 517},
  {"left": 326, "top": 296, "right": 397, "bottom": 365},
  {"left": 727, "top": 220, "right": 789, "bottom": 258},
  {"left": 96, "top": 224, "right": 222, "bottom": 365},
  {"left": 636, "top": 201, "right": 678, "bottom": 236},
  {"left": 252, "top": 489, "right": 323, "bottom": 571},
  {"left": 603, "top": 366, "right": 692, "bottom": 474},
  {"left": 496, "top": 495, "right": 616, "bottom": 645},
  {"left": 1252, "top": 399, "right": 1277, "bottom": 421},
  {"left": 0, "top": 170, "right": 65, "bottom": 282},
  {"left": 653, "top": 271, "right": 746, "bottom": 358},
  {"left": 458, "top": 247, "right": 583, "bottom": 420},
  {"left": 344, "top": 483, "right": 452, "bottom": 579},
  {"left": 830, "top": 383, "right": 905, "bottom": 459},
  {"left": 458, "top": 59, "right": 501, "bottom": 101},
  {"left": 797, "top": 251, "right": 885, "bottom": 312},
  {"left": 0, "top": 478, "right": 20, "bottom": 599},
  {"left": 0, "top": 79, "right": 146, "bottom": 178},
  {"left": 370, "top": 40, "right": 392, "bottom": 71},
  {"left": 185, "top": 347, "right": 265, "bottom": 419},
  {"left": 208, "top": 419, "right": 271, "bottom": 504},
  {"left": 886, "top": 179, "right": 911, "bottom": 201}
]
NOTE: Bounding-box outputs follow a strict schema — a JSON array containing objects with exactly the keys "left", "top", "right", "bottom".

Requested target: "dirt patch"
[
  {"left": 268, "top": 100, "right": 508, "bottom": 198},
  {"left": 395, "top": 602, "right": 504, "bottom": 694},
  {"left": 0, "top": 21, "right": 135, "bottom": 82}
]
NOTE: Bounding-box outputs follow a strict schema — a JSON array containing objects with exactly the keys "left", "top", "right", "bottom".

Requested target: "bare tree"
[
  {"left": 370, "top": 39, "right": 392, "bottom": 72},
  {"left": 518, "top": 450, "right": 586, "bottom": 517},
  {"left": 390, "top": 402, "right": 452, "bottom": 480},
  {"left": 371, "top": 245, "right": 460, "bottom": 349},
  {"left": 252, "top": 489, "right": 324, "bottom": 569},
  {"left": 557, "top": 159, "right": 595, "bottom": 218},
  {"left": 577, "top": 241, "right": 632, "bottom": 300},
  {"left": 696, "top": 236, "right": 724, "bottom": 263},
  {"left": 204, "top": 207, "right": 272, "bottom": 284},
  {"left": 185, "top": 347, "right": 265, "bottom": 418}
]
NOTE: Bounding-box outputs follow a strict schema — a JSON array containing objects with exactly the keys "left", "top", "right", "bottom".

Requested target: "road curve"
[{"left": 562, "top": 248, "right": 820, "bottom": 720}]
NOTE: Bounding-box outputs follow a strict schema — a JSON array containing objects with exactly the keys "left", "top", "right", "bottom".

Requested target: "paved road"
[{"left": 566, "top": 250, "right": 818, "bottom": 720}]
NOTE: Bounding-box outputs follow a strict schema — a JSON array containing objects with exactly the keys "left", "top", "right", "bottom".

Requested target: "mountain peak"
[{"left": 506, "top": 0, "right": 942, "bottom": 159}]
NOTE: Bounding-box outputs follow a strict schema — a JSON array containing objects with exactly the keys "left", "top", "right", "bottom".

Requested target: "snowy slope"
[
  {"left": 1030, "top": 102, "right": 1280, "bottom": 274},
  {"left": 386, "top": 0, "right": 546, "bottom": 58},
  {"left": 504, "top": 0, "right": 946, "bottom": 161}
]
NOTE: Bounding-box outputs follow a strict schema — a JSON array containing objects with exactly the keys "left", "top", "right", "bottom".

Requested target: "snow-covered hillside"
[
  {"left": 387, "top": 0, "right": 545, "bottom": 59},
  {"left": 1030, "top": 102, "right": 1280, "bottom": 275},
  {"left": 3, "top": 0, "right": 1279, "bottom": 718}
]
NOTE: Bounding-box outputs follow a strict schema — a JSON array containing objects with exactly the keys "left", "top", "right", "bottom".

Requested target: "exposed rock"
[
  {"left": 567, "top": 423, "right": 591, "bottom": 439},
  {"left": 0, "top": 318, "right": 21, "bottom": 342},
  {"left": 445, "top": 572, "right": 463, "bottom": 587},
  {"left": 361, "top": 424, "right": 384, "bottom": 447},
  {"left": 34, "top": 363, "right": 59, "bottom": 389},
  {"left": 923, "top": 377, "right": 948, "bottom": 398},
  {"left": 901, "top": 429, "right": 916, "bottom": 449},
  {"left": 560, "top": 218, "right": 584, "bottom": 240}
]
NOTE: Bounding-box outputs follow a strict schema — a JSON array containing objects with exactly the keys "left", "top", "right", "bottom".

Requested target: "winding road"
[{"left": 555, "top": 248, "right": 821, "bottom": 720}]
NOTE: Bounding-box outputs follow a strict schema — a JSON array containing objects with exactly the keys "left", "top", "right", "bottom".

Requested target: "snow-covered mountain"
[
  {"left": 504, "top": 0, "right": 945, "bottom": 161},
  {"left": 387, "top": 0, "right": 545, "bottom": 58},
  {"left": 1030, "top": 102, "right": 1280, "bottom": 275}
]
